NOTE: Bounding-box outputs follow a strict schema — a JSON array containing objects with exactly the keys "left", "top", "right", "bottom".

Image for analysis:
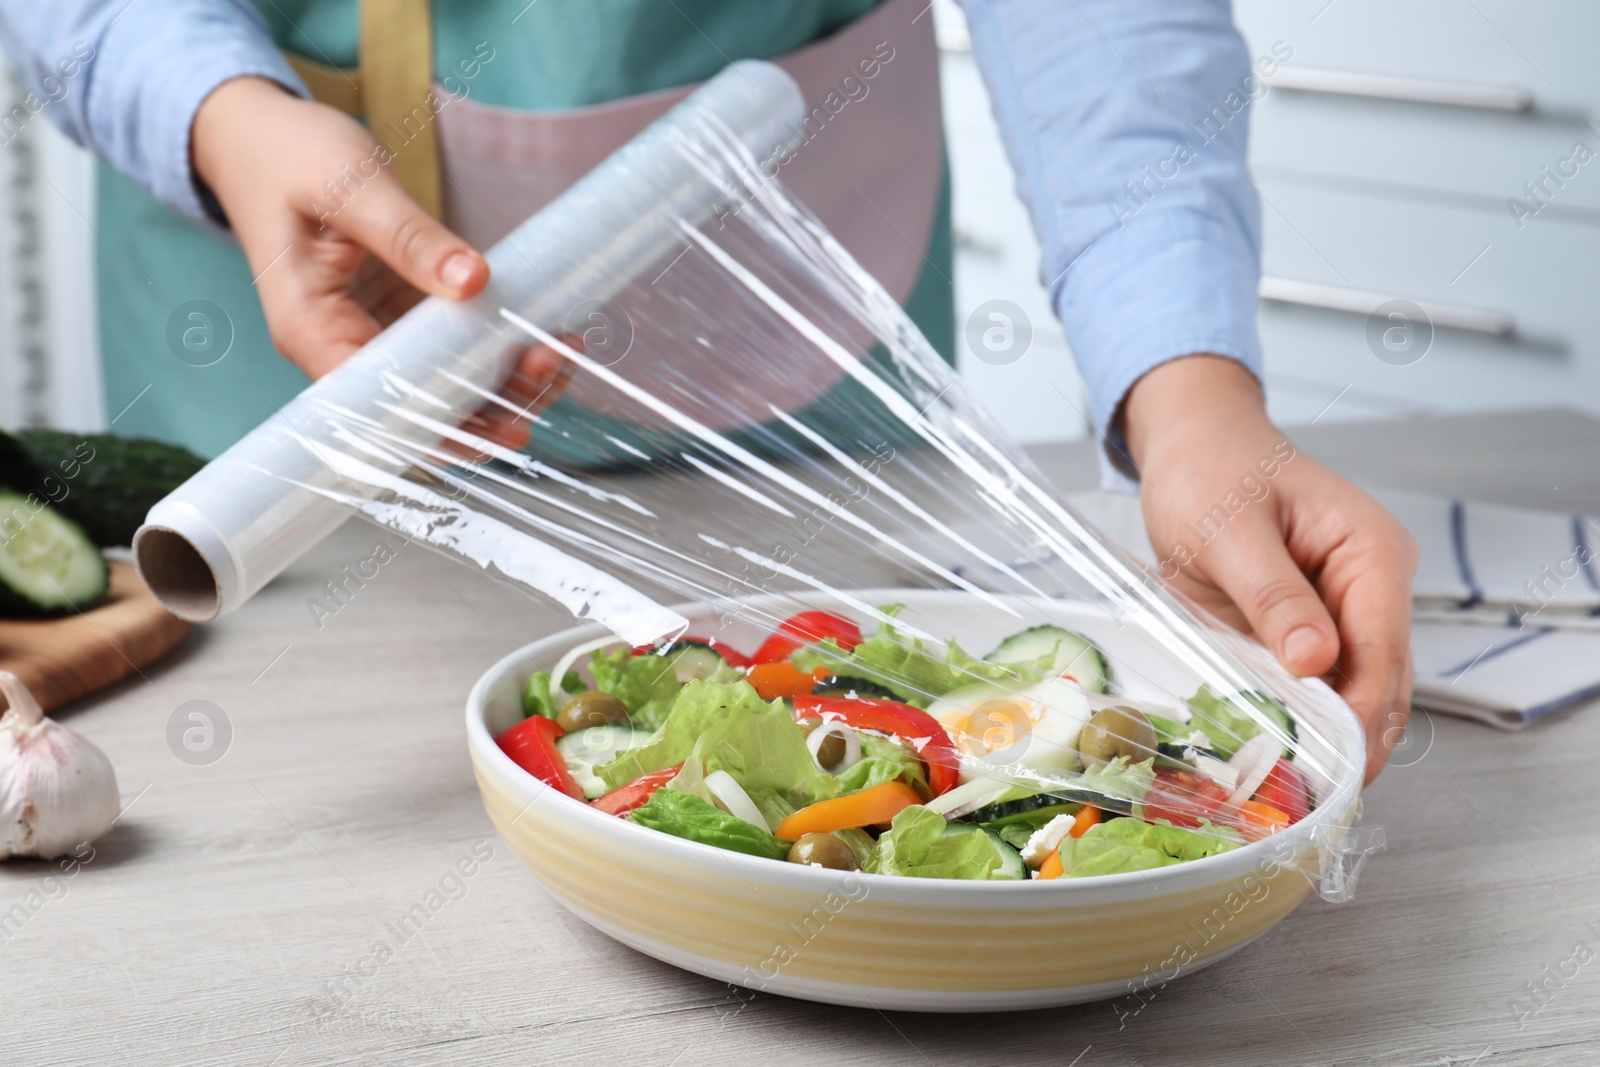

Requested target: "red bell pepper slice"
[
  {"left": 629, "top": 635, "right": 751, "bottom": 669},
  {"left": 1252, "top": 758, "right": 1310, "bottom": 824},
  {"left": 591, "top": 764, "right": 684, "bottom": 817},
  {"left": 751, "top": 611, "right": 863, "bottom": 665},
  {"left": 791, "top": 695, "right": 960, "bottom": 797},
  {"left": 496, "top": 716, "right": 584, "bottom": 800}
]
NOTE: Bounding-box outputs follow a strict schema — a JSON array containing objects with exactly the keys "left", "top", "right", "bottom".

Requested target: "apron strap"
[
  {"left": 280, "top": 0, "right": 443, "bottom": 218},
  {"left": 283, "top": 53, "right": 364, "bottom": 116},
  {"left": 361, "top": 0, "right": 441, "bottom": 217}
]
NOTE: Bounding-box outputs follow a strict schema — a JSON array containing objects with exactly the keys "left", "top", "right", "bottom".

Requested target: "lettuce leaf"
[
  {"left": 792, "top": 605, "right": 1025, "bottom": 706},
  {"left": 864, "top": 805, "right": 1015, "bottom": 880},
  {"left": 1074, "top": 755, "right": 1157, "bottom": 805},
  {"left": 1059, "top": 817, "right": 1243, "bottom": 878},
  {"left": 596, "top": 680, "right": 838, "bottom": 824},
  {"left": 992, "top": 821, "right": 1046, "bottom": 850},
  {"left": 1146, "top": 713, "right": 1189, "bottom": 746},
  {"left": 834, "top": 731, "right": 928, "bottom": 795},
  {"left": 628, "top": 788, "right": 790, "bottom": 860},
  {"left": 521, "top": 671, "right": 563, "bottom": 720},
  {"left": 1185, "top": 685, "right": 1291, "bottom": 759},
  {"left": 587, "top": 647, "right": 741, "bottom": 730}
]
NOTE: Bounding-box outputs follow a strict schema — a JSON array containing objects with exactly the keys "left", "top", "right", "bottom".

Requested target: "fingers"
[
  {"left": 437, "top": 345, "right": 574, "bottom": 462},
  {"left": 1321, "top": 525, "right": 1417, "bottom": 784},
  {"left": 1199, "top": 515, "right": 1342, "bottom": 679},
  {"left": 327, "top": 174, "right": 488, "bottom": 301},
  {"left": 255, "top": 257, "right": 385, "bottom": 378},
  {"left": 505, "top": 344, "right": 574, "bottom": 407}
]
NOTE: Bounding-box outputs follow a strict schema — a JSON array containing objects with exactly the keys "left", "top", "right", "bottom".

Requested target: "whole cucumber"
[{"left": 1, "top": 430, "right": 205, "bottom": 548}]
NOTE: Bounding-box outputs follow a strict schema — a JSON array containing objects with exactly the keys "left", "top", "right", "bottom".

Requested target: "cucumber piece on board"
[{"left": 0, "top": 491, "right": 108, "bottom": 616}]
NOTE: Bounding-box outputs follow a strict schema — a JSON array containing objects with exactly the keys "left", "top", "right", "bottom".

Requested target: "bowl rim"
[{"left": 465, "top": 590, "right": 1366, "bottom": 903}]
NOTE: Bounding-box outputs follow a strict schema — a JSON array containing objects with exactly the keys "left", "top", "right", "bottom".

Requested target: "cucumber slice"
[
  {"left": 811, "top": 674, "right": 904, "bottom": 701},
  {"left": 0, "top": 493, "right": 108, "bottom": 616},
  {"left": 639, "top": 639, "right": 734, "bottom": 683},
  {"left": 985, "top": 625, "right": 1111, "bottom": 693},
  {"left": 974, "top": 797, "right": 1082, "bottom": 831},
  {"left": 555, "top": 725, "right": 652, "bottom": 799},
  {"left": 1153, "top": 740, "right": 1226, "bottom": 771},
  {"left": 938, "top": 823, "right": 1026, "bottom": 880}
]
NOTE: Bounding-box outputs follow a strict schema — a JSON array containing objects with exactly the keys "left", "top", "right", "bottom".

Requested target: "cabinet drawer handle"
[
  {"left": 1264, "top": 65, "right": 1534, "bottom": 113},
  {"left": 1260, "top": 277, "right": 1516, "bottom": 337}
]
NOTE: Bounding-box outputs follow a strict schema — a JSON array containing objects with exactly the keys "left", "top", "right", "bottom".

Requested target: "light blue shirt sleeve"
[
  {"left": 958, "top": 0, "right": 1266, "bottom": 484},
  {"left": 0, "top": 0, "right": 307, "bottom": 224}
]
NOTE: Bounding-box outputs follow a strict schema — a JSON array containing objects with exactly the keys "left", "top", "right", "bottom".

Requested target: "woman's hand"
[
  {"left": 1123, "top": 355, "right": 1417, "bottom": 783},
  {"left": 190, "top": 76, "right": 567, "bottom": 448}
]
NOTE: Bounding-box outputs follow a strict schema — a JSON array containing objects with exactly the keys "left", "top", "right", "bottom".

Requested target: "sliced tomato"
[
  {"left": 750, "top": 611, "right": 864, "bottom": 665},
  {"left": 496, "top": 716, "right": 584, "bottom": 800},
  {"left": 629, "top": 635, "right": 750, "bottom": 669},
  {"left": 591, "top": 764, "right": 683, "bottom": 817},
  {"left": 1140, "top": 767, "right": 1231, "bottom": 828},
  {"left": 1253, "top": 758, "right": 1310, "bottom": 824},
  {"left": 791, "top": 695, "right": 960, "bottom": 797}
]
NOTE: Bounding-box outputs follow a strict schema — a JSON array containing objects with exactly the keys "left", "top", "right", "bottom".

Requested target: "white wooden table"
[{"left": 8, "top": 408, "right": 1598, "bottom": 1066}]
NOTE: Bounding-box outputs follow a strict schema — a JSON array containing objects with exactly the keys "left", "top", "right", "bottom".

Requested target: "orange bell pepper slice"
[
  {"left": 747, "top": 661, "right": 826, "bottom": 701},
  {"left": 1069, "top": 804, "right": 1100, "bottom": 838},
  {"left": 774, "top": 781, "right": 921, "bottom": 839},
  {"left": 745, "top": 662, "right": 825, "bottom": 703},
  {"left": 1038, "top": 849, "right": 1065, "bottom": 880},
  {"left": 1236, "top": 800, "right": 1291, "bottom": 841}
]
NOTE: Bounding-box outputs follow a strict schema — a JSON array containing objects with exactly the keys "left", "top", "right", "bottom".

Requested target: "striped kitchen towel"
[
  {"left": 1409, "top": 622, "right": 1600, "bottom": 729},
  {"left": 1369, "top": 488, "right": 1600, "bottom": 625}
]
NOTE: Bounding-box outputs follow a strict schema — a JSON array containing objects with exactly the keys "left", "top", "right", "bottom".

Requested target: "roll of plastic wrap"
[{"left": 134, "top": 61, "right": 805, "bottom": 624}]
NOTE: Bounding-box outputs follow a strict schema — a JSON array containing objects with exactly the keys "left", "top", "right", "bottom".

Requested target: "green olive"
[
  {"left": 556, "top": 691, "right": 630, "bottom": 732},
  {"left": 813, "top": 732, "right": 847, "bottom": 771},
  {"left": 1078, "top": 706, "right": 1157, "bottom": 767},
  {"left": 786, "top": 833, "right": 859, "bottom": 871}
]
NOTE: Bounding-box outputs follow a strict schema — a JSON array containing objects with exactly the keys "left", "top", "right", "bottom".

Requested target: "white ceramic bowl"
[{"left": 465, "top": 590, "right": 1365, "bottom": 1011}]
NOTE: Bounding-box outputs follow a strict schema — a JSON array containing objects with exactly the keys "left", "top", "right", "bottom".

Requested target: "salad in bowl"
[{"left": 493, "top": 605, "right": 1314, "bottom": 883}]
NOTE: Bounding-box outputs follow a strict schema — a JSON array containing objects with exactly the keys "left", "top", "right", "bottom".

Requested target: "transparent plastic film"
[{"left": 144, "top": 63, "right": 1376, "bottom": 898}]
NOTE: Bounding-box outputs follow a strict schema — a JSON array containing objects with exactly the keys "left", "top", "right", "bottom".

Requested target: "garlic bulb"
[{"left": 0, "top": 671, "right": 120, "bottom": 859}]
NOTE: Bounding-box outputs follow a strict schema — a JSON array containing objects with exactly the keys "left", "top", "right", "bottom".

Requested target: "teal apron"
[{"left": 95, "top": 0, "right": 955, "bottom": 461}]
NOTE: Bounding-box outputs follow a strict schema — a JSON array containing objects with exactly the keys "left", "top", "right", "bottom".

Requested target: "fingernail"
[
  {"left": 1283, "top": 625, "right": 1326, "bottom": 666},
  {"left": 440, "top": 251, "right": 477, "bottom": 291}
]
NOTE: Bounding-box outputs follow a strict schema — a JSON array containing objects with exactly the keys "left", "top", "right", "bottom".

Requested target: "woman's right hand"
[
  {"left": 190, "top": 75, "right": 568, "bottom": 447},
  {"left": 1123, "top": 355, "right": 1417, "bottom": 783}
]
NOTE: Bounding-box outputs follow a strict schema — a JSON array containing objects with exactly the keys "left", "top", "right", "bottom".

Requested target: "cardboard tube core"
[{"left": 134, "top": 527, "right": 221, "bottom": 623}]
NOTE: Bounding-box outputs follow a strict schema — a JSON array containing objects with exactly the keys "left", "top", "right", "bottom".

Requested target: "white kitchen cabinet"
[{"left": 1235, "top": 0, "right": 1600, "bottom": 426}]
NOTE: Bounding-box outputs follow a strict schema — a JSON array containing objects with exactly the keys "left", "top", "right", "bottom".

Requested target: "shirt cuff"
[
  {"left": 1054, "top": 208, "right": 1264, "bottom": 491},
  {"left": 89, "top": 2, "right": 309, "bottom": 227}
]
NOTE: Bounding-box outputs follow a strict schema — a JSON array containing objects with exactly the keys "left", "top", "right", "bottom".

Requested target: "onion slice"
[
  {"left": 549, "top": 635, "right": 628, "bottom": 698},
  {"left": 806, "top": 721, "right": 861, "bottom": 774},
  {"left": 704, "top": 770, "right": 770, "bottom": 833},
  {"left": 1224, "top": 733, "right": 1280, "bottom": 809}
]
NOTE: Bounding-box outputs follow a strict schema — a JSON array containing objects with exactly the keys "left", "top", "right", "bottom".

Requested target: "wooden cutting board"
[{"left": 0, "top": 560, "right": 191, "bottom": 713}]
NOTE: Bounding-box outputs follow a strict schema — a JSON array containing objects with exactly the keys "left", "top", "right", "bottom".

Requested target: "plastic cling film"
[
  {"left": 134, "top": 60, "right": 806, "bottom": 625},
  {"left": 139, "top": 61, "right": 1378, "bottom": 900}
]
